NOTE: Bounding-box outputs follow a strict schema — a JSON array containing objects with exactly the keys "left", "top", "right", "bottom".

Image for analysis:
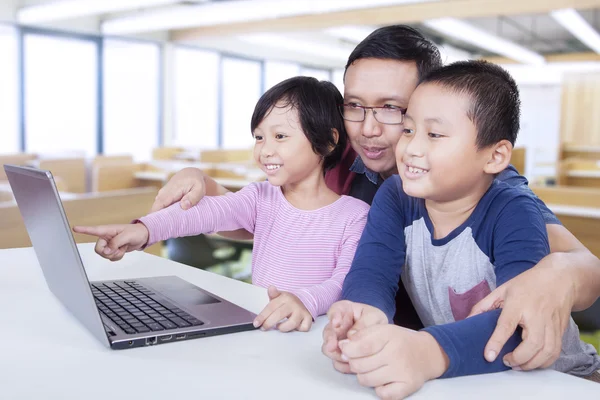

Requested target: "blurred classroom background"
[{"left": 1, "top": 0, "right": 600, "bottom": 347}]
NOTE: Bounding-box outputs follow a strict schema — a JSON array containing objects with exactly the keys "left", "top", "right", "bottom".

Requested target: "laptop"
[{"left": 4, "top": 164, "right": 257, "bottom": 350}]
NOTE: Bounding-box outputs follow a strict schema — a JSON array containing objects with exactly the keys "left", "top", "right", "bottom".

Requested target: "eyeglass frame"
[{"left": 338, "top": 103, "right": 407, "bottom": 125}]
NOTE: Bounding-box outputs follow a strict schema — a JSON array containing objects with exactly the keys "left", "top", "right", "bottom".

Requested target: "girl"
[{"left": 74, "top": 77, "right": 370, "bottom": 333}]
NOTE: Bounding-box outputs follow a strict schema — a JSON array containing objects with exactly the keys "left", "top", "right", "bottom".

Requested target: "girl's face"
[{"left": 252, "top": 103, "right": 324, "bottom": 187}]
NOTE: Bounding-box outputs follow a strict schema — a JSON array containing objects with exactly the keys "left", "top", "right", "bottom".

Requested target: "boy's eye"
[
  {"left": 347, "top": 102, "right": 361, "bottom": 108},
  {"left": 428, "top": 133, "right": 443, "bottom": 139},
  {"left": 382, "top": 104, "right": 402, "bottom": 111}
]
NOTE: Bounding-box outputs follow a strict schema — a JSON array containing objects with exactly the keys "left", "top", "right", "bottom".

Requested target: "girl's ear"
[
  {"left": 483, "top": 140, "right": 512, "bottom": 175},
  {"left": 328, "top": 129, "right": 340, "bottom": 154}
]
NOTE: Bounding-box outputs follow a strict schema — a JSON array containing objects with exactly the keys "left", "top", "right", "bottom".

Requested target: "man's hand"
[
  {"left": 469, "top": 253, "right": 574, "bottom": 370},
  {"left": 253, "top": 286, "right": 313, "bottom": 332},
  {"left": 321, "top": 301, "right": 388, "bottom": 374},
  {"left": 339, "top": 325, "right": 449, "bottom": 400},
  {"left": 151, "top": 167, "right": 206, "bottom": 212},
  {"left": 73, "top": 223, "right": 149, "bottom": 261}
]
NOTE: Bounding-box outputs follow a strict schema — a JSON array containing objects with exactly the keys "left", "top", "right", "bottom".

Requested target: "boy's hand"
[
  {"left": 253, "top": 286, "right": 312, "bottom": 332},
  {"left": 322, "top": 301, "right": 388, "bottom": 374},
  {"left": 339, "top": 325, "right": 449, "bottom": 400},
  {"left": 73, "top": 223, "right": 149, "bottom": 261}
]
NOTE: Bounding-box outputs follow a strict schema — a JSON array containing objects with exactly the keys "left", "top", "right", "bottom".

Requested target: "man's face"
[{"left": 343, "top": 58, "right": 419, "bottom": 178}]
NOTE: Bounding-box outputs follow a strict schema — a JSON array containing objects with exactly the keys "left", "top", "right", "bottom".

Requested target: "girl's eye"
[
  {"left": 275, "top": 134, "right": 287, "bottom": 139},
  {"left": 428, "top": 133, "right": 443, "bottom": 139},
  {"left": 402, "top": 128, "right": 414, "bottom": 135},
  {"left": 254, "top": 135, "right": 263, "bottom": 141}
]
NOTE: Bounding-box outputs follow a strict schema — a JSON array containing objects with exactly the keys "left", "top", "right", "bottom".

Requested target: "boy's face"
[
  {"left": 253, "top": 103, "right": 323, "bottom": 187},
  {"left": 395, "top": 83, "right": 492, "bottom": 202},
  {"left": 344, "top": 58, "right": 419, "bottom": 178}
]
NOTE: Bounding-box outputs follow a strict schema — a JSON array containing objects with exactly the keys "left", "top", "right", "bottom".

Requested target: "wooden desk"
[
  {"left": 533, "top": 185, "right": 600, "bottom": 257},
  {"left": 1, "top": 243, "right": 599, "bottom": 399},
  {"left": 134, "top": 171, "right": 257, "bottom": 192},
  {"left": 0, "top": 187, "right": 162, "bottom": 256}
]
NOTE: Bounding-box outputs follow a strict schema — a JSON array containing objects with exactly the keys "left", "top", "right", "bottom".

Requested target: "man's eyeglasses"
[{"left": 339, "top": 103, "right": 406, "bottom": 125}]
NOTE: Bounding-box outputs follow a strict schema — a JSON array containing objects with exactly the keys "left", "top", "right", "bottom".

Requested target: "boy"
[{"left": 327, "top": 61, "right": 600, "bottom": 399}]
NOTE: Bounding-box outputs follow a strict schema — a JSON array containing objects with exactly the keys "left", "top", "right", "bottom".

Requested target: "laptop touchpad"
[{"left": 146, "top": 277, "right": 221, "bottom": 306}]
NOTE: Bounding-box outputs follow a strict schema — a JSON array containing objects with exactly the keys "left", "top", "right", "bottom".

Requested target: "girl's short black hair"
[{"left": 250, "top": 76, "right": 347, "bottom": 171}]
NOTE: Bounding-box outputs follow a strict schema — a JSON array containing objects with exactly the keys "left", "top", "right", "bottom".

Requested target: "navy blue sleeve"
[
  {"left": 497, "top": 165, "right": 561, "bottom": 225},
  {"left": 341, "top": 176, "right": 406, "bottom": 321},
  {"left": 423, "top": 194, "right": 551, "bottom": 378}
]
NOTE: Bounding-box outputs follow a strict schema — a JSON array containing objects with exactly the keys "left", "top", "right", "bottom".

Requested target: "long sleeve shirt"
[
  {"left": 341, "top": 175, "right": 600, "bottom": 378},
  {"left": 139, "top": 181, "right": 370, "bottom": 319}
]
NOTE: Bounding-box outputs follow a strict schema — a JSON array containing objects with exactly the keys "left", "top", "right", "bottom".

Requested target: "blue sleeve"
[
  {"left": 423, "top": 194, "right": 551, "bottom": 378},
  {"left": 497, "top": 165, "right": 561, "bottom": 225},
  {"left": 341, "top": 176, "right": 406, "bottom": 321}
]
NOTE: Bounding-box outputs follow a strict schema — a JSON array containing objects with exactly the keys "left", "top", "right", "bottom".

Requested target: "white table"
[{"left": 1, "top": 244, "right": 599, "bottom": 400}]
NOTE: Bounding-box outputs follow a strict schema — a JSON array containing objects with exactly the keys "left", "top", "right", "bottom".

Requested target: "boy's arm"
[
  {"left": 341, "top": 177, "right": 406, "bottom": 321},
  {"left": 138, "top": 183, "right": 259, "bottom": 247},
  {"left": 290, "top": 208, "right": 369, "bottom": 319},
  {"left": 423, "top": 195, "right": 550, "bottom": 378}
]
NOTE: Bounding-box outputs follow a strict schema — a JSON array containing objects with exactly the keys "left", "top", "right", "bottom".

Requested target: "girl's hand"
[
  {"left": 253, "top": 286, "right": 313, "bottom": 332},
  {"left": 73, "top": 223, "right": 149, "bottom": 261}
]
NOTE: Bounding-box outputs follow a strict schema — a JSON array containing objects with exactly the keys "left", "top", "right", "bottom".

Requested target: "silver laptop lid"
[{"left": 4, "top": 164, "right": 110, "bottom": 347}]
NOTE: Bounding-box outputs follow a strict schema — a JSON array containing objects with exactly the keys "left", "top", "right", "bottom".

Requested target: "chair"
[{"left": 166, "top": 234, "right": 253, "bottom": 278}]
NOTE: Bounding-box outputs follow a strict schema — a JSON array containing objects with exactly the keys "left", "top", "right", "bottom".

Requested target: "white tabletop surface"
[{"left": 1, "top": 244, "right": 599, "bottom": 400}]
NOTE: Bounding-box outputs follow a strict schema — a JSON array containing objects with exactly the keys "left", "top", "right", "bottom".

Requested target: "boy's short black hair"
[
  {"left": 419, "top": 60, "right": 521, "bottom": 148},
  {"left": 250, "top": 76, "right": 346, "bottom": 171},
  {"left": 345, "top": 25, "right": 442, "bottom": 80}
]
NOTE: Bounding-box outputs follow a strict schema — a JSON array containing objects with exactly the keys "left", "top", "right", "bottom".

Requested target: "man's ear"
[{"left": 483, "top": 140, "right": 512, "bottom": 175}]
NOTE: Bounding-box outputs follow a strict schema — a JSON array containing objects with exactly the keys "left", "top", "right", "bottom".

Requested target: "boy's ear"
[{"left": 483, "top": 140, "right": 512, "bottom": 175}]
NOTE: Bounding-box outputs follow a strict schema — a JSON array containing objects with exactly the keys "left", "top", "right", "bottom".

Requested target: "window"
[
  {"left": 172, "top": 47, "right": 219, "bottom": 149},
  {"left": 263, "top": 60, "right": 299, "bottom": 92},
  {"left": 103, "top": 39, "right": 160, "bottom": 161},
  {"left": 332, "top": 69, "right": 345, "bottom": 96},
  {"left": 23, "top": 32, "right": 98, "bottom": 157},
  {"left": 300, "top": 66, "right": 331, "bottom": 82},
  {"left": 221, "top": 57, "right": 262, "bottom": 149},
  {"left": 0, "top": 24, "right": 19, "bottom": 154}
]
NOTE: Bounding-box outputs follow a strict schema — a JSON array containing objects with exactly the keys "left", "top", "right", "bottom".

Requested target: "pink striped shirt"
[{"left": 138, "top": 182, "right": 370, "bottom": 319}]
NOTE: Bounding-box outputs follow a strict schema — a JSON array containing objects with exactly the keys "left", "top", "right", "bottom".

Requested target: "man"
[{"left": 151, "top": 25, "right": 600, "bottom": 376}]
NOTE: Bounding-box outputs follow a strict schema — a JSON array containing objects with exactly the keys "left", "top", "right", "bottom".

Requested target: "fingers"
[
  {"left": 339, "top": 326, "right": 388, "bottom": 359},
  {"left": 375, "top": 381, "right": 418, "bottom": 400},
  {"left": 267, "top": 285, "right": 281, "bottom": 300},
  {"left": 73, "top": 225, "right": 115, "bottom": 238},
  {"left": 150, "top": 186, "right": 184, "bottom": 213},
  {"left": 322, "top": 324, "right": 346, "bottom": 363},
  {"left": 277, "top": 312, "right": 304, "bottom": 333},
  {"left": 484, "top": 308, "right": 521, "bottom": 362},
  {"left": 333, "top": 360, "right": 353, "bottom": 374},
  {"left": 468, "top": 287, "right": 505, "bottom": 318},
  {"left": 348, "top": 352, "right": 386, "bottom": 375},
  {"left": 502, "top": 322, "right": 544, "bottom": 369},
  {"left": 350, "top": 306, "right": 387, "bottom": 332},
  {"left": 94, "top": 238, "right": 110, "bottom": 257},
  {"left": 356, "top": 365, "right": 391, "bottom": 388},
  {"left": 261, "top": 305, "right": 289, "bottom": 331},
  {"left": 506, "top": 316, "right": 560, "bottom": 371},
  {"left": 253, "top": 299, "right": 285, "bottom": 330},
  {"left": 180, "top": 187, "right": 204, "bottom": 210}
]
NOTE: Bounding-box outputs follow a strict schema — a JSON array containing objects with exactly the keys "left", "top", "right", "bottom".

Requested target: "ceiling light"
[
  {"left": 551, "top": 8, "right": 600, "bottom": 54},
  {"left": 424, "top": 18, "right": 545, "bottom": 65}
]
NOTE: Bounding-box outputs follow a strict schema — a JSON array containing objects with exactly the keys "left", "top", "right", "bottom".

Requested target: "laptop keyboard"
[{"left": 91, "top": 281, "right": 204, "bottom": 335}]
